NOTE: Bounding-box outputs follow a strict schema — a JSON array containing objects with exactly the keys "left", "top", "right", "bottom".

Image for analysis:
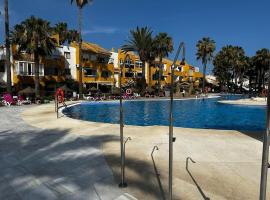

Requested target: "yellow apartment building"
[
  {"left": 11, "top": 45, "right": 67, "bottom": 94},
  {"left": 71, "top": 42, "right": 114, "bottom": 91},
  {"left": 116, "top": 49, "right": 203, "bottom": 89}
]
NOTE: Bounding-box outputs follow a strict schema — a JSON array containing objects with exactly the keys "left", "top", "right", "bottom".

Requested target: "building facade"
[{"left": 0, "top": 41, "right": 203, "bottom": 94}]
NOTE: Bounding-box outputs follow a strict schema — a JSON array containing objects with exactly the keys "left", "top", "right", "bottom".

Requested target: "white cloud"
[{"left": 82, "top": 26, "right": 118, "bottom": 35}]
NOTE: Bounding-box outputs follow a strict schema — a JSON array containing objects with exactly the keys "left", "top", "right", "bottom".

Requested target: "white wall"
[
  {"left": 57, "top": 46, "right": 77, "bottom": 80},
  {"left": 0, "top": 47, "right": 7, "bottom": 84},
  {"left": 109, "top": 52, "right": 119, "bottom": 87},
  {"left": 109, "top": 52, "right": 118, "bottom": 69},
  {"left": 0, "top": 46, "right": 14, "bottom": 86}
]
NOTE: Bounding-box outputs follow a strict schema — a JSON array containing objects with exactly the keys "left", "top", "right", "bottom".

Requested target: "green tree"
[
  {"left": 53, "top": 22, "right": 68, "bottom": 45},
  {"left": 196, "top": 37, "right": 216, "bottom": 93},
  {"left": 153, "top": 32, "right": 173, "bottom": 95},
  {"left": 230, "top": 46, "right": 247, "bottom": 92},
  {"left": 252, "top": 48, "right": 270, "bottom": 94},
  {"left": 213, "top": 45, "right": 248, "bottom": 93},
  {"left": 67, "top": 29, "right": 80, "bottom": 44},
  {"left": 70, "top": 0, "right": 93, "bottom": 99},
  {"left": 11, "top": 16, "right": 57, "bottom": 98},
  {"left": 213, "top": 47, "right": 231, "bottom": 91},
  {"left": 4, "top": 0, "right": 12, "bottom": 93},
  {"left": 244, "top": 57, "right": 256, "bottom": 93},
  {"left": 121, "top": 26, "right": 153, "bottom": 83}
]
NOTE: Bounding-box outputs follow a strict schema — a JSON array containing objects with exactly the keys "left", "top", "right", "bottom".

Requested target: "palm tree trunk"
[
  {"left": 5, "top": 0, "right": 12, "bottom": 94},
  {"left": 249, "top": 74, "right": 252, "bottom": 95},
  {"left": 255, "top": 70, "right": 258, "bottom": 93},
  {"left": 158, "top": 58, "right": 162, "bottom": 95},
  {"left": 234, "top": 70, "right": 237, "bottom": 93},
  {"left": 262, "top": 68, "right": 265, "bottom": 90},
  {"left": 202, "top": 62, "right": 207, "bottom": 94},
  {"left": 148, "top": 62, "right": 151, "bottom": 90},
  {"left": 142, "top": 61, "right": 146, "bottom": 80},
  {"left": 78, "top": 7, "right": 83, "bottom": 99},
  {"left": 34, "top": 52, "right": 40, "bottom": 99},
  {"left": 258, "top": 68, "right": 263, "bottom": 94}
]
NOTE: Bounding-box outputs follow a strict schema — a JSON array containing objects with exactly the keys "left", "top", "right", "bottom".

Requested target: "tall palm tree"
[
  {"left": 71, "top": 0, "right": 93, "bottom": 99},
  {"left": 53, "top": 22, "right": 68, "bottom": 45},
  {"left": 230, "top": 46, "right": 247, "bottom": 92},
  {"left": 153, "top": 32, "right": 173, "bottom": 95},
  {"left": 4, "top": 0, "right": 12, "bottom": 93},
  {"left": 253, "top": 48, "right": 270, "bottom": 93},
  {"left": 122, "top": 26, "right": 153, "bottom": 82},
  {"left": 196, "top": 37, "right": 216, "bottom": 93},
  {"left": 11, "top": 16, "right": 57, "bottom": 98}
]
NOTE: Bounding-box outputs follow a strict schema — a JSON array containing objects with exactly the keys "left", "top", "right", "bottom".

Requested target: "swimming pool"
[{"left": 63, "top": 95, "right": 266, "bottom": 131}]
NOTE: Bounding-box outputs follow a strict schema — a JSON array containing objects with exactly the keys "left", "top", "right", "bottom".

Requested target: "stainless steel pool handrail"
[
  {"left": 168, "top": 42, "right": 186, "bottom": 200},
  {"left": 259, "top": 62, "right": 270, "bottom": 200},
  {"left": 186, "top": 157, "right": 210, "bottom": 200},
  {"left": 119, "top": 54, "right": 130, "bottom": 188},
  {"left": 151, "top": 146, "right": 166, "bottom": 200},
  {"left": 122, "top": 136, "right": 131, "bottom": 185}
]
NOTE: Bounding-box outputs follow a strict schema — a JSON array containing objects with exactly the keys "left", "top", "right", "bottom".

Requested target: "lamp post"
[
  {"left": 119, "top": 54, "right": 130, "bottom": 188},
  {"left": 168, "top": 42, "right": 185, "bottom": 200},
  {"left": 259, "top": 61, "right": 270, "bottom": 200}
]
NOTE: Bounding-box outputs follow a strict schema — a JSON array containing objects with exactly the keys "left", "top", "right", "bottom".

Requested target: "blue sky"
[{"left": 0, "top": 0, "right": 270, "bottom": 73}]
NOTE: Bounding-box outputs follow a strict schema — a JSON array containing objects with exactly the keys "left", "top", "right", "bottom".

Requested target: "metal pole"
[
  {"left": 119, "top": 54, "right": 130, "bottom": 188},
  {"left": 259, "top": 63, "right": 270, "bottom": 200},
  {"left": 55, "top": 95, "right": 57, "bottom": 112},
  {"left": 56, "top": 96, "right": 59, "bottom": 119},
  {"left": 4, "top": 0, "right": 12, "bottom": 94},
  {"left": 169, "top": 65, "right": 174, "bottom": 199},
  {"left": 168, "top": 42, "right": 185, "bottom": 200},
  {"left": 123, "top": 137, "right": 131, "bottom": 184}
]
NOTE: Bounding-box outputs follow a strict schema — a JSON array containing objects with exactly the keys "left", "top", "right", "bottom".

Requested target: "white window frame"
[
  {"left": 16, "top": 61, "right": 44, "bottom": 76},
  {"left": 64, "top": 52, "right": 71, "bottom": 59}
]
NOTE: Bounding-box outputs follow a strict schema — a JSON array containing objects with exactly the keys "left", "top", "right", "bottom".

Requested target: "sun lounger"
[
  {"left": 17, "top": 96, "right": 32, "bottom": 105},
  {"left": 2, "top": 94, "right": 17, "bottom": 106}
]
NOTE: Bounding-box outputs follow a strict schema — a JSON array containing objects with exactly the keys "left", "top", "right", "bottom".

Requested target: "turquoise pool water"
[{"left": 63, "top": 95, "right": 266, "bottom": 131}]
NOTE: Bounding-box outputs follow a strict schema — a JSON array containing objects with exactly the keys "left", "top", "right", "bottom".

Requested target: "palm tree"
[
  {"left": 4, "top": 0, "right": 12, "bottom": 93},
  {"left": 253, "top": 48, "right": 270, "bottom": 94},
  {"left": 153, "top": 32, "right": 173, "bottom": 95},
  {"left": 53, "top": 22, "right": 68, "bottom": 45},
  {"left": 71, "top": 0, "right": 93, "bottom": 99},
  {"left": 231, "top": 46, "right": 247, "bottom": 92},
  {"left": 122, "top": 26, "right": 153, "bottom": 82},
  {"left": 196, "top": 37, "right": 216, "bottom": 93},
  {"left": 67, "top": 29, "right": 80, "bottom": 44},
  {"left": 11, "top": 16, "right": 57, "bottom": 98}
]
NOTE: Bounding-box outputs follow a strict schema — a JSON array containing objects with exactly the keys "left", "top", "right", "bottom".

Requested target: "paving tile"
[{"left": 0, "top": 107, "right": 125, "bottom": 200}]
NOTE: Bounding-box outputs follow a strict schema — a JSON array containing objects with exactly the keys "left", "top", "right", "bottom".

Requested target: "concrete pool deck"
[
  {"left": 6, "top": 101, "right": 270, "bottom": 199},
  {"left": 0, "top": 105, "right": 134, "bottom": 200},
  {"left": 219, "top": 97, "right": 267, "bottom": 106}
]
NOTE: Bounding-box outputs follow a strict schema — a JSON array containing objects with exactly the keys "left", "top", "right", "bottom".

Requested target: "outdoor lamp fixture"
[
  {"left": 119, "top": 54, "right": 130, "bottom": 188},
  {"left": 259, "top": 60, "right": 270, "bottom": 200},
  {"left": 168, "top": 42, "right": 185, "bottom": 200}
]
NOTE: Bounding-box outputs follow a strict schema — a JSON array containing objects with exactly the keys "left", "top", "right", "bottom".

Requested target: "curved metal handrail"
[
  {"left": 186, "top": 157, "right": 210, "bottom": 200},
  {"left": 151, "top": 145, "right": 159, "bottom": 157},
  {"left": 151, "top": 145, "right": 166, "bottom": 200}
]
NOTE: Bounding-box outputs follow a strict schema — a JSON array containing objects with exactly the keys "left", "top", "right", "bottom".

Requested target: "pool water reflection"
[{"left": 63, "top": 95, "right": 266, "bottom": 131}]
